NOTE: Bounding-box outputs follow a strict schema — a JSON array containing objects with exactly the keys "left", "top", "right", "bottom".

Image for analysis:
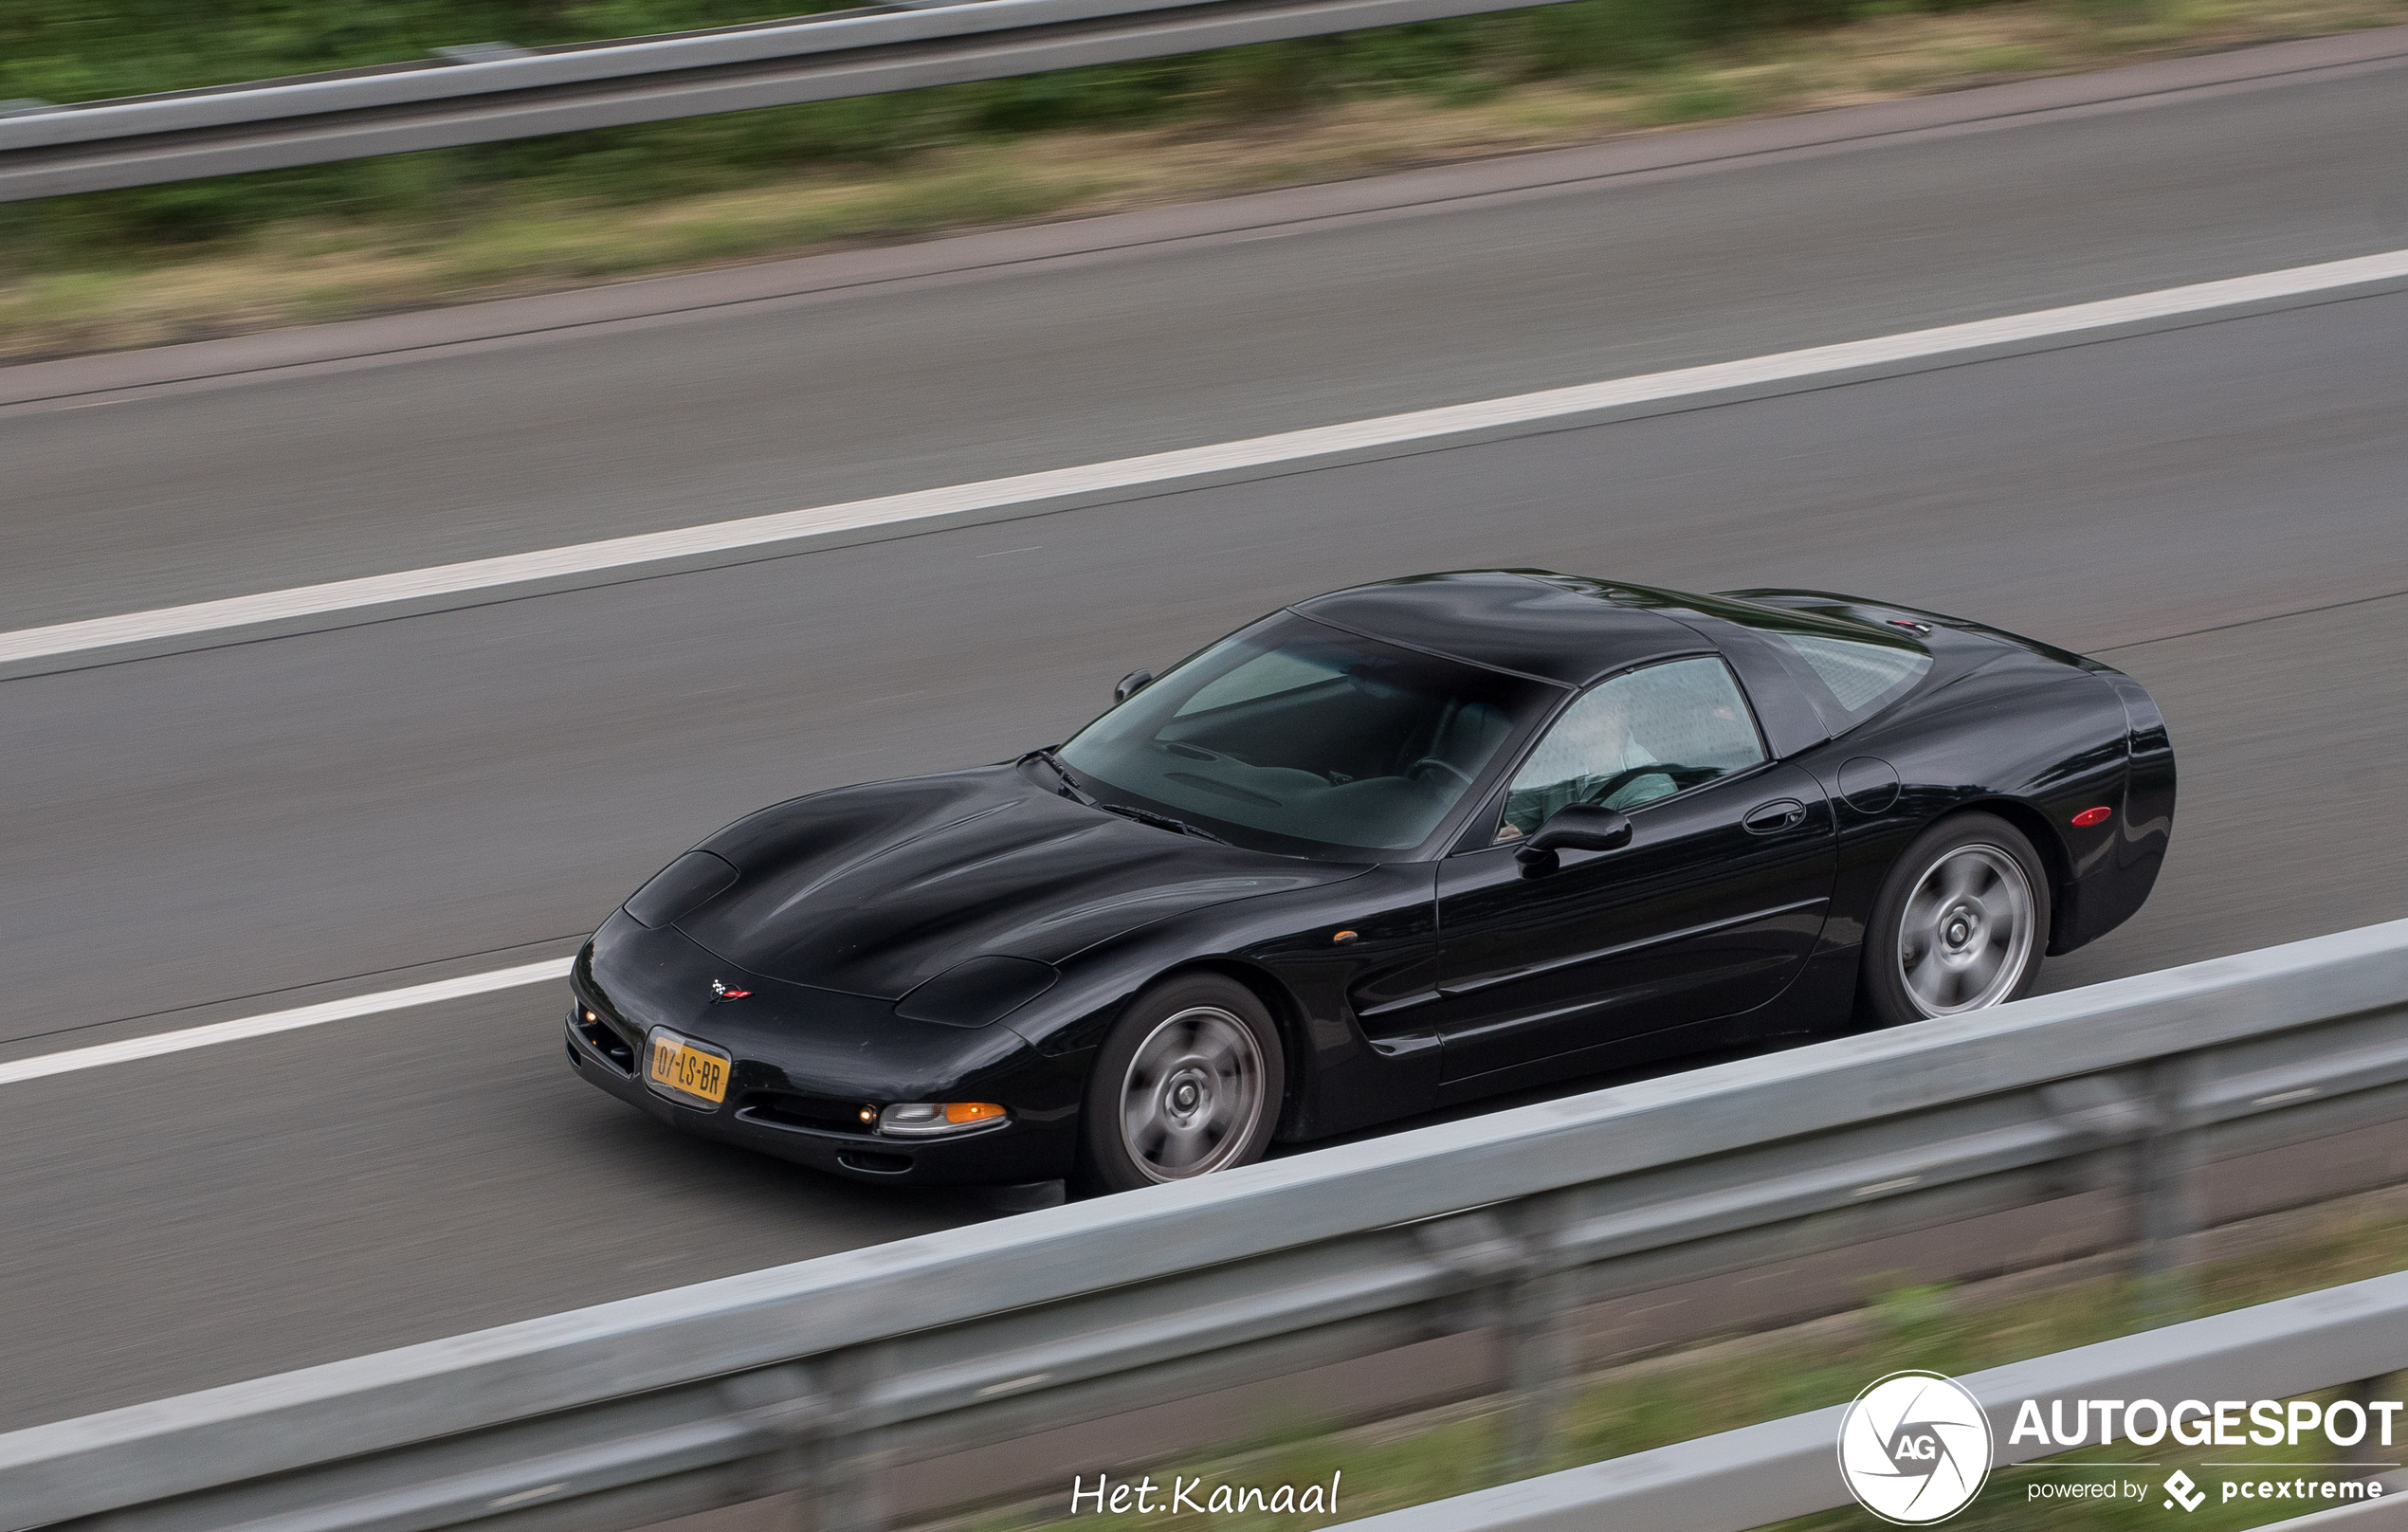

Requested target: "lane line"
[
  {"left": 0, "top": 932, "right": 587, "bottom": 1052},
  {"left": 7, "top": 247, "right": 2408, "bottom": 668},
  {"left": 2093, "top": 585, "right": 2408, "bottom": 651},
  {"left": 0, "top": 958, "right": 570, "bottom": 1087}
]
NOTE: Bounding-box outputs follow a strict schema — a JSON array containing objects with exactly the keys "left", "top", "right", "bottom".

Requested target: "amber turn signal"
[
  {"left": 1332, "top": 929, "right": 1359, "bottom": 945},
  {"left": 875, "top": 1101, "right": 1009, "bottom": 1137}
]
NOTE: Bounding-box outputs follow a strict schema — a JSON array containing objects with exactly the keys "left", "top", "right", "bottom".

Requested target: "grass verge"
[
  {"left": 927, "top": 1194, "right": 2408, "bottom": 1530},
  {"left": 3, "top": 0, "right": 2405, "bottom": 363}
]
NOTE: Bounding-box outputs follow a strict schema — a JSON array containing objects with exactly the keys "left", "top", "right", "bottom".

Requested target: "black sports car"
[{"left": 566, "top": 572, "right": 2172, "bottom": 1193}]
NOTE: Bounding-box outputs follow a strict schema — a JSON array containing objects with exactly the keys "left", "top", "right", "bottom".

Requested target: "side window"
[{"left": 1497, "top": 657, "right": 1765, "bottom": 840}]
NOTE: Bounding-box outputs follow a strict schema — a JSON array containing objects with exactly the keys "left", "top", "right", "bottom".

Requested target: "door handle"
[{"left": 1743, "top": 798, "right": 1808, "bottom": 834}]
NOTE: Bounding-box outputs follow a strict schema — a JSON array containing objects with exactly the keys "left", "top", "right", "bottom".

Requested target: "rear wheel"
[
  {"left": 1861, "top": 812, "right": 2051, "bottom": 1028},
  {"left": 1077, "top": 974, "right": 1286, "bottom": 1195}
]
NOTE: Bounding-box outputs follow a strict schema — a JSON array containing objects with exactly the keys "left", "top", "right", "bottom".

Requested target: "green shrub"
[{"left": 0, "top": 0, "right": 2010, "bottom": 269}]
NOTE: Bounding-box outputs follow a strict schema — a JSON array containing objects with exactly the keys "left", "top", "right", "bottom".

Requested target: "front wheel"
[
  {"left": 1076, "top": 974, "right": 1286, "bottom": 1195},
  {"left": 1860, "top": 812, "right": 2051, "bottom": 1028}
]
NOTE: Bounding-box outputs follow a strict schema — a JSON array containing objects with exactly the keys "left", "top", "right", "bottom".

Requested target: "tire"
[
  {"left": 1075, "top": 974, "right": 1286, "bottom": 1195},
  {"left": 1859, "top": 812, "right": 2052, "bottom": 1029}
]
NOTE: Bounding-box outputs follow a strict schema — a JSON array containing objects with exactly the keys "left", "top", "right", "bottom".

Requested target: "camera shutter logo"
[{"left": 1836, "top": 1371, "right": 1993, "bottom": 1523}]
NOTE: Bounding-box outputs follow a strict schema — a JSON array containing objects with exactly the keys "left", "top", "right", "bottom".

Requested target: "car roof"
[{"left": 1288, "top": 570, "right": 1714, "bottom": 687}]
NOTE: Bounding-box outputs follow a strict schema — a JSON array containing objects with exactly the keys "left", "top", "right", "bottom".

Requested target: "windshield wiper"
[
  {"left": 1024, "top": 750, "right": 1229, "bottom": 844},
  {"left": 1020, "top": 747, "right": 1099, "bottom": 806},
  {"left": 1098, "top": 801, "right": 1230, "bottom": 845}
]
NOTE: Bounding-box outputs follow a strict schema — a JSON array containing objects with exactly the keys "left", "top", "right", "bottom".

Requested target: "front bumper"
[{"left": 564, "top": 1015, "right": 1078, "bottom": 1185}]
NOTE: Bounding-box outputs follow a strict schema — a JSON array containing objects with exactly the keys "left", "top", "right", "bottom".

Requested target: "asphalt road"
[
  {"left": 4, "top": 32, "right": 2406, "bottom": 629},
  {"left": 3, "top": 38, "right": 2406, "bottom": 1432}
]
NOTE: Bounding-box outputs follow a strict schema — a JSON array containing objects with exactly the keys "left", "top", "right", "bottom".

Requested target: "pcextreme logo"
[
  {"left": 2163, "top": 1470, "right": 2207, "bottom": 1511},
  {"left": 1837, "top": 1372, "right": 1994, "bottom": 1524}
]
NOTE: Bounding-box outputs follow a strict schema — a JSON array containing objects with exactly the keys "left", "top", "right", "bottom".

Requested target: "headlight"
[
  {"left": 894, "top": 957, "right": 1058, "bottom": 1028},
  {"left": 876, "top": 1102, "right": 1008, "bottom": 1138},
  {"left": 623, "top": 850, "right": 738, "bottom": 928}
]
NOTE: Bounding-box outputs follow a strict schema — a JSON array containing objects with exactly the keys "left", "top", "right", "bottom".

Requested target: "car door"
[{"left": 1428, "top": 655, "right": 1838, "bottom": 1085}]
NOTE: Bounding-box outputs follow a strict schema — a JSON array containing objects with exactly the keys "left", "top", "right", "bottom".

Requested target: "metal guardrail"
[
  {"left": 1352, "top": 1268, "right": 2408, "bottom": 1531},
  {"left": 0, "top": 0, "right": 1592, "bottom": 202},
  {"left": 5, "top": 917, "right": 2407, "bottom": 1532}
]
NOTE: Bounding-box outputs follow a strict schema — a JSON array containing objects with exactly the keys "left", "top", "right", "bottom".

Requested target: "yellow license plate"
[{"left": 647, "top": 1029, "right": 730, "bottom": 1105}]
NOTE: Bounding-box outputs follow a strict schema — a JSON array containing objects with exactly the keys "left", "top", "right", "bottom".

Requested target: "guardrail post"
[
  {"left": 812, "top": 1345, "right": 894, "bottom": 1532},
  {"left": 2343, "top": 1373, "right": 2400, "bottom": 1480},
  {"left": 1500, "top": 1195, "right": 1578, "bottom": 1477},
  {"left": 2131, "top": 1055, "right": 2206, "bottom": 1322},
  {"left": 712, "top": 1363, "right": 826, "bottom": 1529}
]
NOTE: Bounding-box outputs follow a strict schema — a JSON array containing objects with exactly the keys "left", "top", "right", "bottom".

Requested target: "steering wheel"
[{"left": 1407, "top": 757, "right": 1478, "bottom": 791}]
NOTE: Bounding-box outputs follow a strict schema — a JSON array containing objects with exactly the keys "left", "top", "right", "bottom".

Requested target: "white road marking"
[
  {"left": 7, "top": 248, "right": 2407, "bottom": 668},
  {"left": 0, "top": 958, "right": 571, "bottom": 1087}
]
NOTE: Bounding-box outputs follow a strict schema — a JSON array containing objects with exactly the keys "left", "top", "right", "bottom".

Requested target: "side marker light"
[{"left": 2071, "top": 806, "right": 2113, "bottom": 828}]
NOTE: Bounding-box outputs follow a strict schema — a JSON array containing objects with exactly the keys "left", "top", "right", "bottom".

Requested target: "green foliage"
[
  {"left": 932, "top": 1208, "right": 2408, "bottom": 1532},
  {"left": 0, "top": 3, "right": 821, "bottom": 103},
  {"left": 0, "top": 0, "right": 2003, "bottom": 270},
  {"left": 1632, "top": 69, "right": 1753, "bottom": 119}
]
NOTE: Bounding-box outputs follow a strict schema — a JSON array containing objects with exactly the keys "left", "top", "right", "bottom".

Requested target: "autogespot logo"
[{"left": 1838, "top": 1371, "right": 1995, "bottom": 1524}]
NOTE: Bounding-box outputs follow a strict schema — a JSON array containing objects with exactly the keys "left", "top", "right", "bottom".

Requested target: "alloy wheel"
[
  {"left": 1117, "top": 1005, "right": 1267, "bottom": 1181},
  {"left": 1896, "top": 843, "right": 2036, "bottom": 1016}
]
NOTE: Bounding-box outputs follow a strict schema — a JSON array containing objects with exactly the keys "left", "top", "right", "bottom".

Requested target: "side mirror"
[
  {"left": 1515, "top": 803, "right": 1633, "bottom": 874},
  {"left": 1114, "top": 669, "right": 1155, "bottom": 705}
]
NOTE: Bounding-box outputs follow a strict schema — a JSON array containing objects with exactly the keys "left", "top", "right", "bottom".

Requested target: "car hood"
[{"left": 672, "top": 764, "right": 1363, "bottom": 997}]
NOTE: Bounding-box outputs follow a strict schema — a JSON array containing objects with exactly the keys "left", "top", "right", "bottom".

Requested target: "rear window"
[{"left": 1768, "top": 632, "right": 1930, "bottom": 718}]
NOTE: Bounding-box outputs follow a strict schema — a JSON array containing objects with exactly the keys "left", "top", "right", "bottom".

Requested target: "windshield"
[{"left": 1057, "top": 614, "right": 1556, "bottom": 858}]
